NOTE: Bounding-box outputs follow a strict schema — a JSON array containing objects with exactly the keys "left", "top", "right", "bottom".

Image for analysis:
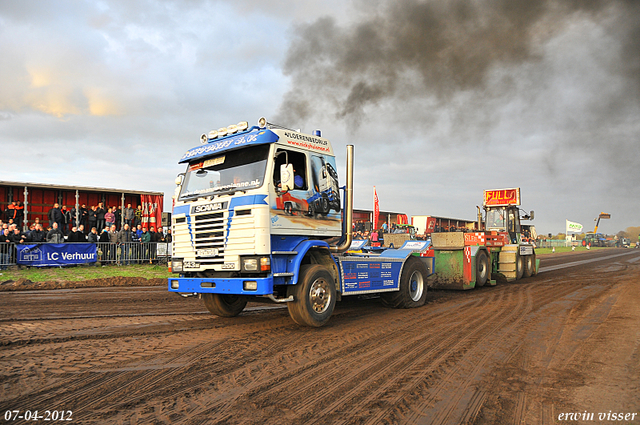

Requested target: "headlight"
[
  {"left": 172, "top": 259, "right": 183, "bottom": 272},
  {"left": 243, "top": 258, "right": 258, "bottom": 271},
  {"left": 170, "top": 280, "right": 180, "bottom": 289},
  {"left": 241, "top": 256, "right": 271, "bottom": 272}
]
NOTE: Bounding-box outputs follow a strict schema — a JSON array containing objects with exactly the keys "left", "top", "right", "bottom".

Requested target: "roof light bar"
[{"left": 201, "top": 119, "right": 253, "bottom": 142}]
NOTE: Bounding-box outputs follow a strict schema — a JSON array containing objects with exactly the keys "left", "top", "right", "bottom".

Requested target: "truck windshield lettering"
[{"left": 179, "top": 145, "right": 269, "bottom": 200}]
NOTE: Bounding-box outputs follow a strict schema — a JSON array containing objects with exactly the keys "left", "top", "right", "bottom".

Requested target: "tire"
[
  {"left": 523, "top": 255, "right": 534, "bottom": 278},
  {"left": 287, "top": 265, "right": 336, "bottom": 327},
  {"left": 475, "top": 250, "right": 490, "bottom": 287},
  {"left": 202, "top": 293, "right": 247, "bottom": 317},
  {"left": 320, "top": 195, "right": 330, "bottom": 215},
  {"left": 530, "top": 254, "right": 538, "bottom": 276},
  {"left": 515, "top": 253, "right": 525, "bottom": 280},
  {"left": 380, "top": 257, "right": 428, "bottom": 308}
]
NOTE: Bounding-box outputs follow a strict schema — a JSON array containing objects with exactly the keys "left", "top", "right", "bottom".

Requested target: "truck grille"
[{"left": 194, "top": 211, "right": 225, "bottom": 264}]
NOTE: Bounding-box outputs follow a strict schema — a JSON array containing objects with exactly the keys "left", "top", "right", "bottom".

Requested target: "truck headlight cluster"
[
  {"left": 241, "top": 256, "right": 270, "bottom": 273},
  {"left": 171, "top": 259, "right": 184, "bottom": 272}
]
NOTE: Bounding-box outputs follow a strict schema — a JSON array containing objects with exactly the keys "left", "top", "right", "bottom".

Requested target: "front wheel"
[
  {"left": 523, "top": 255, "right": 534, "bottom": 278},
  {"left": 202, "top": 294, "right": 247, "bottom": 317},
  {"left": 381, "top": 257, "right": 428, "bottom": 308},
  {"left": 515, "top": 253, "right": 525, "bottom": 280},
  {"left": 287, "top": 265, "right": 336, "bottom": 327}
]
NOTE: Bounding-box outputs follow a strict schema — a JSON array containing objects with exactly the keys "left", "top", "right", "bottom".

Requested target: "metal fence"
[
  {"left": 0, "top": 242, "right": 172, "bottom": 269},
  {"left": 535, "top": 239, "right": 579, "bottom": 248}
]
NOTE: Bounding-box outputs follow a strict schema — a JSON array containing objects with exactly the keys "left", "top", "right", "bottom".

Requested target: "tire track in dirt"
[
  {"left": 468, "top": 260, "right": 637, "bottom": 425},
  {"left": 145, "top": 297, "right": 493, "bottom": 424},
  {"left": 381, "top": 275, "right": 602, "bottom": 425}
]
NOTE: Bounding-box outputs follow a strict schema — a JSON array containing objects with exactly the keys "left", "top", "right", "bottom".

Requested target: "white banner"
[{"left": 566, "top": 220, "right": 583, "bottom": 233}]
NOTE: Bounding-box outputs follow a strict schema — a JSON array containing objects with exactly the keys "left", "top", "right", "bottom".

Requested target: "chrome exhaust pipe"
[{"left": 331, "top": 145, "right": 354, "bottom": 253}]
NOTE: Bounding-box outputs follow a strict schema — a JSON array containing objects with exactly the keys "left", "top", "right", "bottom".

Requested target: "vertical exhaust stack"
[
  {"left": 331, "top": 145, "right": 354, "bottom": 253},
  {"left": 477, "top": 206, "right": 484, "bottom": 231}
]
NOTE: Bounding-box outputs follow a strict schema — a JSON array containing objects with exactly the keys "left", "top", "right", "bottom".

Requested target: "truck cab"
[{"left": 169, "top": 118, "right": 433, "bottom": 327}]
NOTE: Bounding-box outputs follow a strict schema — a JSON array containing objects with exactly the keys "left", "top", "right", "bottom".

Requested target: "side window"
[{"left": 273, "top": 149, "right": 307, "bottom": 190}]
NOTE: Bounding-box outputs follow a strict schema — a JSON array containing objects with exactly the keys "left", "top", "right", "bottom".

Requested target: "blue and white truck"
[{"left": 168, "top": 117, "right": 433, "bottom": 326}]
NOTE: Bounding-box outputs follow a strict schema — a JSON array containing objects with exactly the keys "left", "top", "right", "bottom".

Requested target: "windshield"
[
  {"left": 486, "top": 208, "right": 506, "bottom": 230},
  {"left": 179, "top": 145, "right": 270, "bottom": 200}
]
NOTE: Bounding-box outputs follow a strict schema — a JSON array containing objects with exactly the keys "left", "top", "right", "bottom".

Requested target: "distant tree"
[{"left": 625, "top": 226, "right": 640, "bottom": 241}]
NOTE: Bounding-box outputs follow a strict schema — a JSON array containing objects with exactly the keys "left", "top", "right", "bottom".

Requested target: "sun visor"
[{"left": 179, "top": 129, "right": 279, "bottom": 164}]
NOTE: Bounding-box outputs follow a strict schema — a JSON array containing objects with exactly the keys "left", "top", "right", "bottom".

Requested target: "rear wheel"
[
  {"left": 287, "top": 265, "right": 336, "bottom": 327},
  {"left": 475, "top": 251, "right": 490, "bottom": 287},
  {"left": 515, "top": 253, "right": 525, "bottom": 280},
  {"left": 202, "top": 294, "right": 247, "bottom": 317},
  {"left": 524, "top": 255, "right": 534, "bottom": 278},
  {"left": 381, "top": 257, "right": 428, "bottom": 308}
]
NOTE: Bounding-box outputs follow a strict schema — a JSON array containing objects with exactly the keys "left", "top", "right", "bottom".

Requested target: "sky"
[{"left": 1, "top": 0, "right": 638, "bottom": 236}]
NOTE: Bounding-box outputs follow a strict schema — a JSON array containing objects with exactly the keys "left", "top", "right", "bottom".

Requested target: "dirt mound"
[{"left": 0, "top": 276, "right": 166, "bottom": 292}]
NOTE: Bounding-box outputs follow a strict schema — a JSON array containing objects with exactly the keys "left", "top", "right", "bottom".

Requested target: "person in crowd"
[
  {"left": 98, "top": 227, "right": 111, "bottom": 262},
  {"left": 140, "top": 227, "right": 150, "bottom": 243},
  {"left": 134, "top": 205, "right": 143, "bottom": 227},
  {"left": 68, "top": 226, "right": 79, "bottom": 242},
  {"left": 48, "top": 203, "right": 64, "bottom": 233},
  {"left": 88, "top": 205, "right": 98, "bottom": 232},
  {"left": 108, "top": 224, "right": 118, "bottom": 244},
  {"left": 22, "top": 224, "right": 34, "bottom": 240},
  {"left": 62, "top": 206, "right": 71, "bottom": 234},
  {"left": 136, "top": 224, "right": 143, "bottom": 240},
  {"left": 371, "top": 229, "right": 379, "bottom": 244},
  {"left": 98, "top": 228, "right": 110, "bottom": 243},
  {"left": 0, "top": 228, "right": 11, "bottom": 269},
  {"left": 140, "top": 226, "right": 151, "bottom": 261},
  {"left": 70, "top": 205, "right": 79, "bottom": 229},
  {"left": 153, "top": 226, "right": 165, "bottom": 242},
  {"left": 124, "top": 203, "right": 135, "bottom": 228},
  {"left": 115, "top": 206, "right": 123, "bottom": 230},
  {"left": 165, "top": 228, "right": 172, "bottom": 243},
  {"left": 7, "top": 201, "right": 24, "bottom": 229},
  {"left": 109, "top": 224, "right": 119, "bottom": 262},
  {"left": 9, "top": 227, "right": 26, "bottom": 244},
  {"left": 80, "top": 204, "right": 89, "bottom": 230},
  {"left": 117, "top": 224, "right": 133, "bottom": 265},
  {"left": 96, "top": 202, "right": 106, "bottom": 233},
  {"left": 46, "top": 222, "right": 64, "bottom": 243},
  {"left": 104, "top": 207, "right": 115, "bottom": 230},
  {"left": 69, "top": 226, "right": 87, "bottom": 242},
  {"left": 29, "top": 224, "right": 46, "bottom": 243},
  {"left": 87, "top": 227, "right": 99, "bottom": 243}
]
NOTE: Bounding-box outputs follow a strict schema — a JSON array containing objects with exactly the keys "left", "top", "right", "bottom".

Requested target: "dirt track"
[{"left": 1, "top": 249, "right": 639, "bottom": 424}]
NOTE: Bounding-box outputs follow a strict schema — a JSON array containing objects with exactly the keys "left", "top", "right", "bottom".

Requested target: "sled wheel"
[
  {"left": 287, "top": 265, "right": 336, "bottom": 327},
  {"left": 202, "top": 294, "right": 247, "bottom": 317},
  {"left": 475, "top": 251, "right": 490, "bottom": 287}
]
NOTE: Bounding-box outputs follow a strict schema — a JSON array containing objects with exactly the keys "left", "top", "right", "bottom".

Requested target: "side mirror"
[
  {"left": 175, "top": 174, "right": 184, "bottom": 186},
  {"left": 529, "top": 211, "right": 534, "bottom": 220},
  {"left": 280, "top": 164, "right": 294, "bottom": 192}
]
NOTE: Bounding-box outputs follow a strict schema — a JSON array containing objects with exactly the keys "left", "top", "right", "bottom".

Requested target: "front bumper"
[{"left": 168, "top": 276, "right": 274, "bottom": 295}]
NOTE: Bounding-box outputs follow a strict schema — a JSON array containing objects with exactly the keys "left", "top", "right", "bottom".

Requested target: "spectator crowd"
[{"left": 1, "top": 202, "right": 171, "bottom": 267}]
